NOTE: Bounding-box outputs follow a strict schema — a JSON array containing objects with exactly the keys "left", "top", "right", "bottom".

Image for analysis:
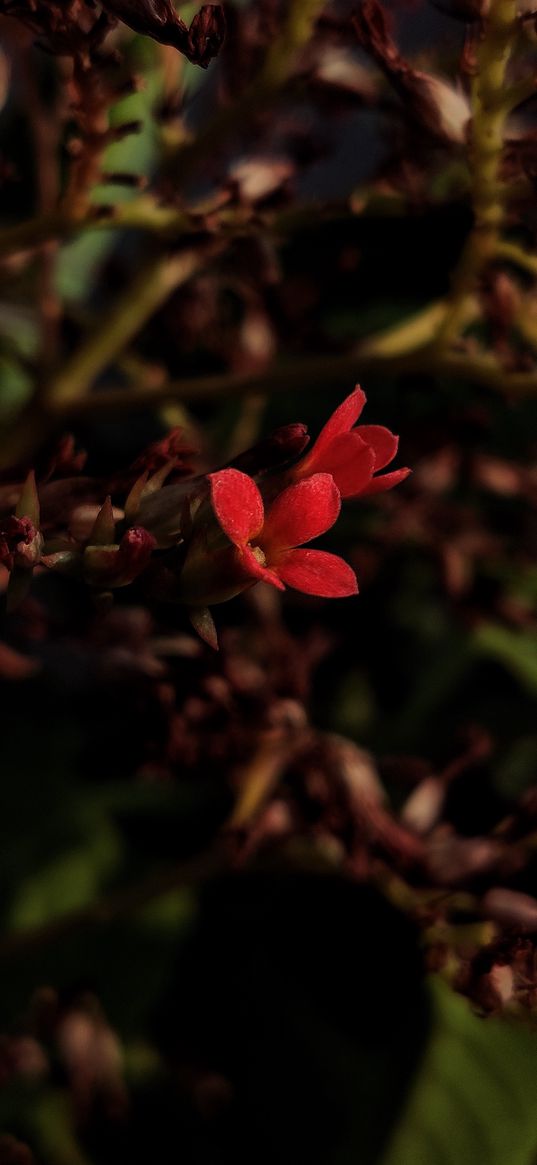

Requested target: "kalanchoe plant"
[{"left": 0, "top": 386, "right": 409, "bottom": 649}]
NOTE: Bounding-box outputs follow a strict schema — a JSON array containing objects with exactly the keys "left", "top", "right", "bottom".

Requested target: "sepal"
[
  {"left": 89, "top": 496, "right": 116, "bottom": 546},
  {"left": 188, "top": 606, "right": 219, "bottom": 650},
  {"left": 16, "top": 470, "right": 40, "bottom": 526}
]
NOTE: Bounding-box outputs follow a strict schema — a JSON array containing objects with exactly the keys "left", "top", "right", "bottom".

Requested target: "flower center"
[{"left": 251, "top": 545, "right": 266, "bottom": 566}]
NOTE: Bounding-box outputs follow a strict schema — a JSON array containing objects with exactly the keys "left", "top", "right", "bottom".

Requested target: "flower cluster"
[
  {"left": 0, "top": 386, "right": 409, "bottom": 646},
  {"left": 177, "top": 386, "right": 409, "bottom": 642}
]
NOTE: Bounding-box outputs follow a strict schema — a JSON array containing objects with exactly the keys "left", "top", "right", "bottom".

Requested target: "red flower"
[
  {"left": 209, "top": 469, "right": 358, "bottom": 598},
  {"left": 294, "top": 386, "right": 411, "bottom": 498}
]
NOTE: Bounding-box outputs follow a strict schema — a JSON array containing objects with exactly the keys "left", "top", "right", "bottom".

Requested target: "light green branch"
[
  {"left": 47, "top": 245, "right": 218, "bottom": 410},
  {"left": 435, "top": 0, "right": 520, "bottom": 350},
  {"left": 0, "top": 244, "right": 220, "bottom": 470},
  {"left": 358, "top": 298, "right": 479, "bottom": 361},
  {"left": 0, "top": 200, "right": 194, "bottom": 260},
  {"left": 49, "top": 337, "right": 537, "bottom": 425},
  {"left": 495, "top": 240, "right": 537, "bottom": 277}
]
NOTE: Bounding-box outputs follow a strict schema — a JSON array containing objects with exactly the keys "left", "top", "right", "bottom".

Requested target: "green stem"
[
  {"left": 49, "top": 341, "right": 537, "bottom": 424},
  {"left": 0, "top": 201, "right": 193, "bottom": 259},
  {"left": 47, "top": 247, "right": 217, "bottom": 410},
  {"left": 435, "top": 0, "right": 519, "bottom": 349},
  {"left": 0, "top": 245, "right": 219, "bottom": 470},
  {"left": 358, "top": 300, "right": 454, "bottom": 359},
  {"left": 495, "top": 239, "right": 537, "bottom": 276}
]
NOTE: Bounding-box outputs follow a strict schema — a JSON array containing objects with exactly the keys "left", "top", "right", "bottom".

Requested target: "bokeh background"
[{"left": 1, "top": 2, "right": 537, "bottom": 1162}]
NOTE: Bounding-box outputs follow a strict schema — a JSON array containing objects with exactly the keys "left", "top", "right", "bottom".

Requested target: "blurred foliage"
[
  {"left": 1, "top": 0, "right": 537, "bottom": 1161},
  {"left": 383, "top": 981, "right": 537, "bottom": 1165}
]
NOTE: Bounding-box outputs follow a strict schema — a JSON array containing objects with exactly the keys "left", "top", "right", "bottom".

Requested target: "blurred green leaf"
[
  {"left": 382, "top": 981, "right": 537, "bottom": 1165},
  {"left": 0, "top": 355, "right": 33, "bottom": 421},
  {"left": 495, "top": 735, "right": 537, "bottom": 798},
  {"left": 32, "top": 1090, "right": 91, "bottom": 1165},
  {"left": 475, "top": 624, "right": 537, "bottom": 695},
  {"left": 7, "top": 815, "right": 121, "bottom": 930},
  {"left": 329, "top": 667, "right": 376, "bottom": 740}
]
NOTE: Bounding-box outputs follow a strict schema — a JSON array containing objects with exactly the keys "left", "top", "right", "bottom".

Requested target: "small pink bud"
[
  {"left": 229, "top": 424, "right": 310, "bottom": 476},
  {"left": 84, "top": 526, "right": 156, "bottom": 588},
  {"left": 0, "top": 516, "right": 42, "bottom": 572}
]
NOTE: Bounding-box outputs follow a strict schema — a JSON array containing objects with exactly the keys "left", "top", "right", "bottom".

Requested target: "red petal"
[
  {"left": 304, "top": 432, "right": 375, "bottom": 498},
  {"left": 361, "top": 467, "right": 412, "bottom": 496},
  {"left": 240, "top": 545, "right": 285, "bottom": 590},
  {"left": 276, "top": 549, "right": 358, "bottom": 597},
  {"left": 209, "top": 469, "right": 264, "bottom": 546},
  {"left": 262, "top": 474, "right": 341, "bottom": 552},
  {"left": 356, "top": 424, "right": 399, "bottom": 471},
  {"left": 315, "top": 386, "right": 366, "bottom": 451},
  {"left": 301, "top": 386, "right": 366, "bottom": 472}
]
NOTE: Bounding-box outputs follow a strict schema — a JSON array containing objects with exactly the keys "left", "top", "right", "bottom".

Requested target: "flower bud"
[
  {"left": 0, "top": 516, "right": 42, "bottom": 572},
  {"left": 84, "top": 526, "right": 156, "bottom": 588},
  {"left": 100, "top": 0, "right": 225, "bottom": 67},
  {"left": 229, "top": 424, "right": 310, "bottom": 476},
  {"left": 177, "top": 542, "right": 254, "bottom": 607},
  {"left": 187, "top": 6, "right": 226, "bottom": 68},
  {"left": 137, "top": 478, "right": 206, "bottom": 547}
]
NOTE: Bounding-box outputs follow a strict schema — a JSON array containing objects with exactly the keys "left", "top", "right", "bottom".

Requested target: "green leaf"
[
  {"left": 0, "top": 356, "right": 33, "bottom": 421},
  {"left": 381, "top": 981, "right": 537, "bottom": 1165},
  {"left": 32, "top": 1090, "right": 91, "bottom": 1165},
  {"left": 7, "top": 814, "right": 121, "bottom": 931},
  {"left": 475, "top": 623, "right": 537, "bottom": 695}
]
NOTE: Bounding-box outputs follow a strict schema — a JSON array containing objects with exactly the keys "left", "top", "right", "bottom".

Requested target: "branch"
[
  {"left": 47, "top": 245, "right": 220, "bottom": 410},
  {"left": 0, "top": 201, "right": 194, "bottom": 260},
  {"left": 495, "top": 239, "right": 537, "bottom": 277},
  {"left": 435, "top": 0, "right": 520, "bottom": 349},
  {"left": 51, "top": 339, "right": 537, "bottom": 424},
  {"left": 0, "top": 244, "right": 221, "bottom": 470}
]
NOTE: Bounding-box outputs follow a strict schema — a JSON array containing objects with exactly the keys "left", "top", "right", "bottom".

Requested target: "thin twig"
[{"left": 47, "top": 245, "right": 221, "bottom": 409}]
